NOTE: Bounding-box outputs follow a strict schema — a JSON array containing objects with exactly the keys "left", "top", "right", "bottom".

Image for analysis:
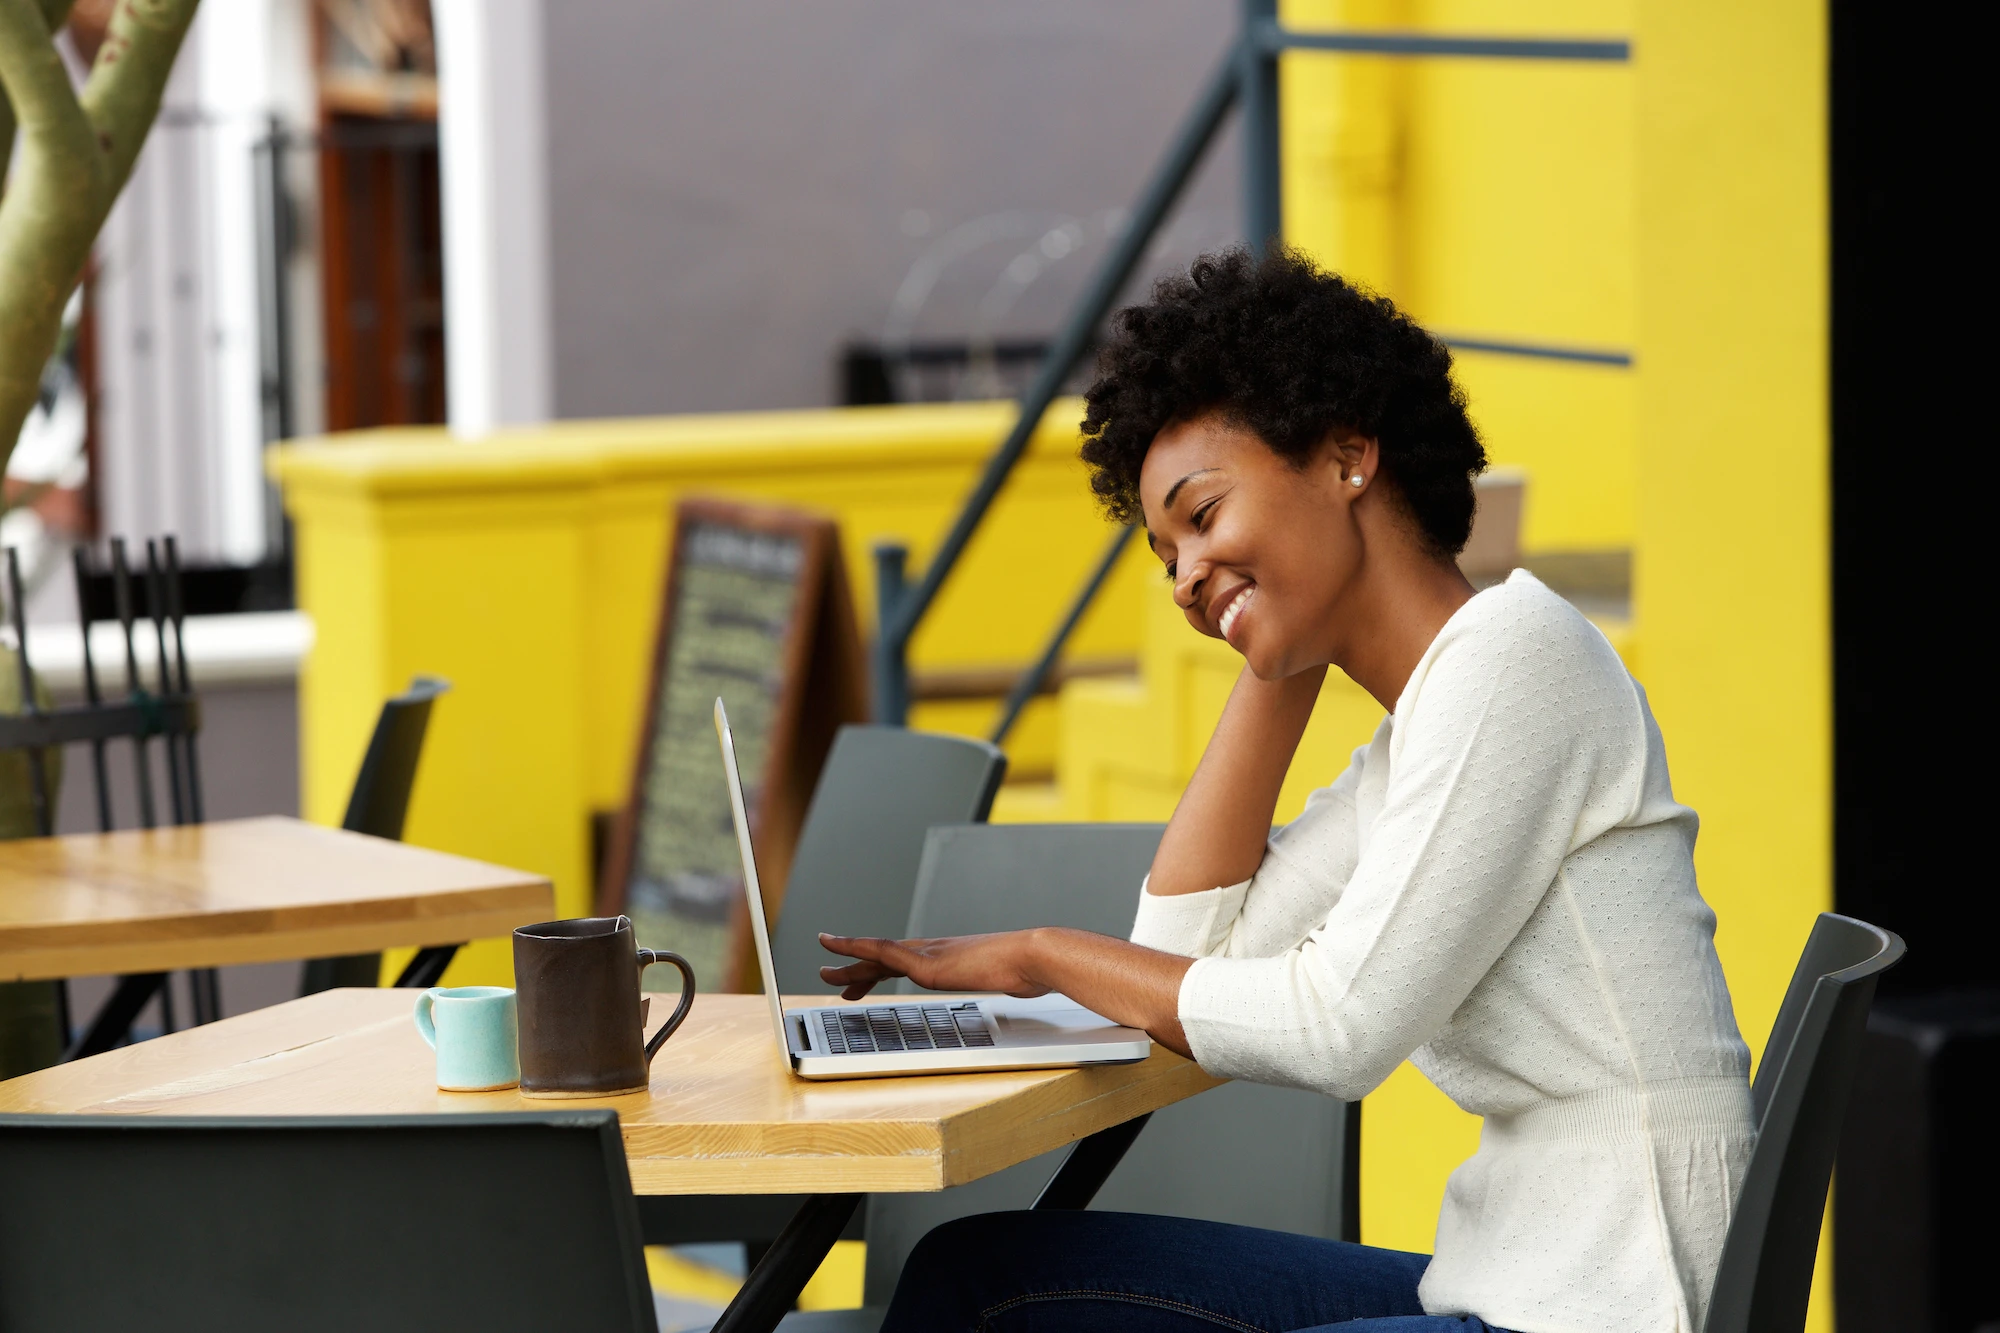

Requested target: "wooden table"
[
  {"left": 0, "top": 816, "right": 552, "bottom": 983},
  {"left": 0, "top": 987, "right": 1219, "bottom": 1331}
]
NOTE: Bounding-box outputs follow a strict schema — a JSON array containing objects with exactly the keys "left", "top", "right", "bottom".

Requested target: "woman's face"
[{"left": 1139, "top": 413, "right": 1372, "bottom": 680}]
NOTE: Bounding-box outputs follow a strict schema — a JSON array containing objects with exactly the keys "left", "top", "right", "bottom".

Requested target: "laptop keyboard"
[{"left": 817, "top": 1002, "right": 994, "bottom": 1054}]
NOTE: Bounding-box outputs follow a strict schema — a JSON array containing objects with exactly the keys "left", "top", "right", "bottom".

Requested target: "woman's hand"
[
  {"left": 817, "top": 929, "right": 1049, "bottom": 1001},
  {"left": 818, "top": 927, "right": 1199, "bottom": 1060}
]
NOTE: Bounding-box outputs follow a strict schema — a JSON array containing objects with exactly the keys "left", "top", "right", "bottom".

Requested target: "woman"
[{"left": 819, "top": 249, "right": 1754, "bottom": 1333}]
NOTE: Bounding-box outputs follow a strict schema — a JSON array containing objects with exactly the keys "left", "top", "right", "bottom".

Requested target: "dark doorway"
[
  {"left": 1830, "top": 3, "right": 1995, "bottom": 1328},
  {"left": 319, "top": 117, "right": 446, "bottom": 430}
]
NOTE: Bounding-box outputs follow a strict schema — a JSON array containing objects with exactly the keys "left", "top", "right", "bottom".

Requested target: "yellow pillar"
[{"left": 1633, "top": 0, "right": 1832, "bottom": 1325}]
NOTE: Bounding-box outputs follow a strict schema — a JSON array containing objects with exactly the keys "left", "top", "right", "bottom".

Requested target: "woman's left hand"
[{"left": 817, "top": 930, "right": 1049, "bottom": 1001}]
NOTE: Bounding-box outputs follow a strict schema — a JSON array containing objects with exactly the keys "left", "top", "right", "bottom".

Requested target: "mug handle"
[
  {"left": 637, "top": 950, "right": 696, "bottom": 1063},
  {"left": 413, "top": 987, "right": 441, "bottom": 1050}
]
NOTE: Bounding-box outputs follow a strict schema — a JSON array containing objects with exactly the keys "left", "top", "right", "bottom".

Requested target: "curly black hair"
[{"left": 1080, "top": 247, "right": 1486, "bottom": 555}]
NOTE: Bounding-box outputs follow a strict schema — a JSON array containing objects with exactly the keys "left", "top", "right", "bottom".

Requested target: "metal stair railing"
[{"left": 872, "top": 0, "right": 1632, "bottom": 733}]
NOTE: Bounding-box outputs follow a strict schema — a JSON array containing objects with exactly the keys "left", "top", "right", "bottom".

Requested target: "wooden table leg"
[{"left": 709, "top": 1193, "right": 861, "bottom": 1333}]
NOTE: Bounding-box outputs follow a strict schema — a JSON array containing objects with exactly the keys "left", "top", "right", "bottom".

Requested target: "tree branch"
[
  {"left": 2, "top": 1, "right": 80, "bottom": 202},
  {"left": 0, "top": 0, "right": 105, "bottom": 472},
  {"left": 79, "top": 0, "right": 198, "bottom": 198}
]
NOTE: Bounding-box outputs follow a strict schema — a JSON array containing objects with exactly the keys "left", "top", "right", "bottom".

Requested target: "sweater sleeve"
[{"left": 1177, "top": 598, "right": 1640, "bottom": 1102}]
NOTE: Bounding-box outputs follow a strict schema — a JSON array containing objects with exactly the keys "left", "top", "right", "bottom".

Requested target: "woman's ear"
[{"left": 1319, "top": 431, "right": 1379, "bottom": 495}]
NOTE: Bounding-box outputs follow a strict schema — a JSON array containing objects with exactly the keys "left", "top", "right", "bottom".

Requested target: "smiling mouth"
[{"left": 1217, "top": 586, "right": 1254, "bottom": 643}]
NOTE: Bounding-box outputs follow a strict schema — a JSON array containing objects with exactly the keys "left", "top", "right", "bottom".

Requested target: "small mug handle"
[
  {"left": 413, "top": 987, "right": 442, "bottom": 1050},
  {"left": 637, "top": 950, "right": 696, "bottom": 1063}
]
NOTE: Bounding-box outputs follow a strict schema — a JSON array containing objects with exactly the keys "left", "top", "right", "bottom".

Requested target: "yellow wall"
[{"left": 271, "top": 403, "right": 1145, "bottom": 986}]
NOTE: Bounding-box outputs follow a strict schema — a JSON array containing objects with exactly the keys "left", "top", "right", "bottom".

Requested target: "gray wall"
[{"left": 545, "top": 0, "right": 1243, "bottom": 417}]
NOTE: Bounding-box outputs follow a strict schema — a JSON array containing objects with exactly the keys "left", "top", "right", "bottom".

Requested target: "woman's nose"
[{"left": 1174, "top": 559, "right": 1205, "bottom": 609}]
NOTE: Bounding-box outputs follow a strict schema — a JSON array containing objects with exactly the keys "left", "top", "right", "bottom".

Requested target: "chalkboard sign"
[{"left": 599, "top": 498, "right": 867, "bottom": 991}]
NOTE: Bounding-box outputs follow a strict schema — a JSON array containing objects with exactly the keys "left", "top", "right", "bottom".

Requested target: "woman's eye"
[
  {"left": 1163, "top": 562, "right": 1177, "bottom": 582},
  {"left": 1192, "top": 498, "right": 1219, "bottom": 530}
]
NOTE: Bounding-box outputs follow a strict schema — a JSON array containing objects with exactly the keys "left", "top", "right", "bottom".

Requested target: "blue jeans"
[{"left": 879, "top": 1211, "right": 1518, "bottom": 1333}]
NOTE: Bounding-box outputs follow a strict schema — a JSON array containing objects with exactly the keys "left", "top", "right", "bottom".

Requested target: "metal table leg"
[
  {"left": 699, "top": 1114, "right": 1151, "bottom": 1332},
  {"left": 1032, "top": 1113, "right": 1151, "bottom": 1210},
  {"left": 393, "top": 945, "right": 459, "bottom": 988},
  {"left": 63, "top": 973, "right": 167, "bottom": 1061},
  {"left": 709, "top": 1193, "right": 861, "bottom": 1333}
]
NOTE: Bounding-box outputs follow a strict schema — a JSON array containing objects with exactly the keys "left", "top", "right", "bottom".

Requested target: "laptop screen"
[{"left": 713, "top": 698, "right": 795, "bottom": 1064}]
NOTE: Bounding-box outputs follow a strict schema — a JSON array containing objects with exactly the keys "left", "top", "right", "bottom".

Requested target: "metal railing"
[{"left": 874, "top": 0, "right": 1633, "bottom": 735}]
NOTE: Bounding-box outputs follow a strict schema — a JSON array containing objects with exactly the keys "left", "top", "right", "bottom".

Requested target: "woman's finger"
[{"left": 818, "top": 932, "right": 897, "bottom": 960}]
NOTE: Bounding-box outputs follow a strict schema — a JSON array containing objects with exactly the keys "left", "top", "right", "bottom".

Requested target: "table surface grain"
[{"left": 0, "top": 988, "right": 1221, "bottom": 1195}]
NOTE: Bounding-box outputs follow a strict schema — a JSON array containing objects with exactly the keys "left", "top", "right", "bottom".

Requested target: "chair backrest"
[
  {"left": 1703, "top": 913, "right": 1905, "bottom": 1333},
  {"left": 0, "top": 1110, "right": 658, "bottom": 1333},
  {"left": 342, "top": 676, "right": 450, "bottom": 840},
  {"left": 766, "top": 725, "right": 1005, "bottom": 995},
  {"left": 863, "top": 823, "right": 1353, "bottom": 1303}
]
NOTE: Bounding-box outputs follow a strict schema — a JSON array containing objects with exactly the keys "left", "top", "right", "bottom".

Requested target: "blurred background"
[{"left": 3, "top": 1, "right": 1987, "bottom": 1330}]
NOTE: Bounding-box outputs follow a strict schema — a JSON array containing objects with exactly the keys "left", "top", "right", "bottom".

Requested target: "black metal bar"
[
  {"left": 1031, "top": 1114, "right": 1152, "bottom": 1210},
  {"left": 63, "top": 973, "right": 167, "bottom": 1061},
  {"left": 4, "top": 547, "right": 52, "bottom": 837},
  {"left": 1439, "top": 333, "right": 1633, "bottom": 367},
  {"left": 1241, "top": 0, "right": 1282, "bottom": 253},
  {"left": 71, "top": 548, "right": 114, "bottom": 832},
  {"left": 871, "top": 543, "right": 910, "bottom": 724},
  {"left": 109, "top": 540, "right": 157, "bottom": 829},
  {"left": 157, "top": 972, "right": 177, "bottom": 1034},
  {"left": 394, "top": 946, "right": 460, "bottom": 989},
  {"left": 709, "top": 1194, "right": 862, "bottom": 1333},
  {"left": 874, "top": 45, "right": 1244, "bottom": 716},
  {"left": 1259, "top": 23, "right": 1631, "bottom": 61},
  {"left": 0, "top": 696, "right": 202, "bottom": 749},
  {"left": 990, "top": 523, "right": 1138, "bottom": 746},
  {"left": 144, "top": 542, "right": 187, "bottom": 826},
  {"left": 1340, "top": 1098, "right": 1362, "bottom": 1243},
  {"left": 191, "top": 969, "right": 221, "bottom": 1025},
  {"left": 162, "top": 537, "right": 203, "bottom": 823}
]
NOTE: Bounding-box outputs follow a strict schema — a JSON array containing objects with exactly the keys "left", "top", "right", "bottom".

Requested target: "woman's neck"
[{"left": 1327, "top": 542, "right": 1479, "bottom": 712}]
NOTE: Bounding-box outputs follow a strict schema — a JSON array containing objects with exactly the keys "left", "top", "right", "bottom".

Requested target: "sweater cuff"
[
  {"left": 1129, "top": 875, "right": 1250, "bottom": 956},
  {"left": 1176, "top": 954, "right": 1288, "bottom": 1084}
]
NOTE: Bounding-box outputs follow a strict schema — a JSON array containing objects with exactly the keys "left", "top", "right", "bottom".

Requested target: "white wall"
[{"left": 433, "top": 0, "right": 552, "bottom": 437}]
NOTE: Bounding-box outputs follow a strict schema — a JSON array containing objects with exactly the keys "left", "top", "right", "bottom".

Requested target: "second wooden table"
[{"left": 0, "top": 816, "right": 553, "bottom": 982}]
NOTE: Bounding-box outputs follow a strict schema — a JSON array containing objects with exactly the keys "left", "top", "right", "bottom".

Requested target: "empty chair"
[
  {"left": 858, "top": 821, "right": 1355, "bottom": 1305},
  {"left": 766, "top": 725, "right": 1006, "bottom": 997},
  {"left": 0, "top": 1110, "right": 658, "bottom": 1333},
  {"left": 301, "top": 676, "right": 452, "bottom": 995},
  {"left": 1703, "top": 912, "right": 1904, "bottom": 1333}
]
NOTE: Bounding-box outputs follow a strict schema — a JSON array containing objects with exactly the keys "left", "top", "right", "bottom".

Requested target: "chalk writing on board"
[{"left": 625, "top": 522, "right": 804, "bottom": 986}]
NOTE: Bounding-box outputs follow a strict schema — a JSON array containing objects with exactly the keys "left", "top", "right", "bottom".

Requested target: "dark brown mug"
[{"left": 512, "top": 916, "right": 695, "bottom": 1098}]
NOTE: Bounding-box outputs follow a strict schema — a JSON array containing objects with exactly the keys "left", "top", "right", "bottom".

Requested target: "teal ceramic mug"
[{"left": 413, "top": 985, "right": 520, "bottom": 1091}]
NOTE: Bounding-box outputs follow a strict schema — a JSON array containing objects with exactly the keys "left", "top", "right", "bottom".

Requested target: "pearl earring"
[{"left": 1350, "top": 474, "right": 1365, "bottom": 488}]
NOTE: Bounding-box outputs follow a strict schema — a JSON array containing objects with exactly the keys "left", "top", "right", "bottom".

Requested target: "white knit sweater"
[{"left": 1130, "top": 571, "right": 1754, "bottom": 1333}]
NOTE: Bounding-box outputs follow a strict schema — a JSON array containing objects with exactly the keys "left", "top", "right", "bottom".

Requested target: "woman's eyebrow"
[{"left": 1161, "top": 468, "right": 1220, "bottom": 512}]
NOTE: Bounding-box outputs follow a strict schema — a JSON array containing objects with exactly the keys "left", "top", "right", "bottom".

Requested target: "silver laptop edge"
[{"left": 711, "top": 698, "right": 1151, "bottom": 1080}]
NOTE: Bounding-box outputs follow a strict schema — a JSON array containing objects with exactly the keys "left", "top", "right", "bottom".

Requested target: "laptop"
[{"left": 714, "top": 698, "right": 1152, "bottom": 1080}]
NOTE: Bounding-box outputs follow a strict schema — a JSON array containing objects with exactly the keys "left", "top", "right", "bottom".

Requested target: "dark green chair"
[
  {"left": 1703, "top": 912, "right": 1905, "bottom": 1333},
  {"left": 0, "top": 1111, "right": 657, "bottom": 1333},
  {"left": 300, "top": 675, "right": 452, "bottom": 995}
]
